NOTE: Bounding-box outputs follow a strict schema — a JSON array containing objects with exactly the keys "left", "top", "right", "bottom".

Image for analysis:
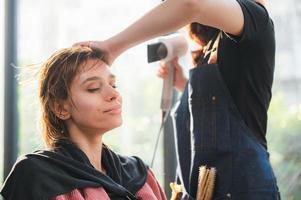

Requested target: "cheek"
[
  {"left": 76, "top": 100, "right": 96, "bottom": 111},
  {"left": 71, "top": 94, "right": 103, "bottom": 115}
]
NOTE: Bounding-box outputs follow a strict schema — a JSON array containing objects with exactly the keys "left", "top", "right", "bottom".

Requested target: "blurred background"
[{"left": 0, "top": 0, "right": 300, "bottom": 199}]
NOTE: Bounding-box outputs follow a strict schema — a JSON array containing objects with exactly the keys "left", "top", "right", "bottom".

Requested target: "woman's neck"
[
  {"left": 76, "top": 137, "right": 104, "bottom": 172},
  {"left": 67, "top": 124, "right": 106, "bottom": 173}
]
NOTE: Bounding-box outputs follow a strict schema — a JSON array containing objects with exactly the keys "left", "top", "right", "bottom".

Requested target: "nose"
[{"left": 104, "top": 85, "right": 120, "bottom": 102}]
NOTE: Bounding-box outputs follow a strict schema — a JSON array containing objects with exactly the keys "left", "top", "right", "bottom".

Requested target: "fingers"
[
  {"left": 72, "top": 41, "right": 90, "bottom": 47},
  {"left": 157, "top": 63, "right": 169, "bottom": 79},
  {"left": 157, "top": 57, "right": 183, "bottom": 79},
  {"left": 159, "top": 61, "right": 169, "bottom": 71},
  {"left": 72, "top": 41, "right": 96, "bottom": 49}
]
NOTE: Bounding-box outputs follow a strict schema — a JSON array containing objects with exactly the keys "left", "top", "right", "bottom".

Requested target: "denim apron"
[{"left": 171, "top": 33, "right": 280, "bottom": 200}]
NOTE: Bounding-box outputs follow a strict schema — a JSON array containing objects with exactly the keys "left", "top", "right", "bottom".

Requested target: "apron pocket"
[
  {"left": 189, "top": 150, "right": 233, "bottom": 199},
  {"left": 190, "top": 95, "right": 231, "bottom": 152}
]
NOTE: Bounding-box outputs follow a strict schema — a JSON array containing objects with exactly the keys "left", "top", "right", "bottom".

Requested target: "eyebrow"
[{"left": 81, "top": 74, "right": 116, "bottom": 85}]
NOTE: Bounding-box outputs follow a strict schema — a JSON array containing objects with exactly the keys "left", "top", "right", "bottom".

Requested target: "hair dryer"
[{"left": 147, "top": 34, "right": 188, "bottom": 113}]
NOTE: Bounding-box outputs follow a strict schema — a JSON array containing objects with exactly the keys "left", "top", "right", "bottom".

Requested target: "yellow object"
[{"left": 170, "top": 182, "right": 183, "bottom": 200}]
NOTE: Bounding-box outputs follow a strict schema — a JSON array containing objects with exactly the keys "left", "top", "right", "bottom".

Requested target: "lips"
[{"left": 103, "top": 105, "right": 122, "bottom": 114}]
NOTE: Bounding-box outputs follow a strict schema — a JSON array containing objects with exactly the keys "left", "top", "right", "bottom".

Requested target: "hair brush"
[{"left": 196, "top": 165, "right": 217, "bottom": 200}]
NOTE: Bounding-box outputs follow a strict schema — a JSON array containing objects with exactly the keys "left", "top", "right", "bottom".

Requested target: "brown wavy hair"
[
  {"left": 187, "top": 23, "right": 219, "bottom": 65},
  {"left": 38, "top": 47, "right": 104, "bottom": 149}
]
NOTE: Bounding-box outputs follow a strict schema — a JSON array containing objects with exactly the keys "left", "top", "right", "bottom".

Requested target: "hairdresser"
[{"left": 75, "top": 0, "right": 280, "bottom": 199}]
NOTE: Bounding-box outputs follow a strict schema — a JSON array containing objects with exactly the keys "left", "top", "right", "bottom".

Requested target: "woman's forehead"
[{"left": 76, "top": 59, "right": 114, "bottom": 82}]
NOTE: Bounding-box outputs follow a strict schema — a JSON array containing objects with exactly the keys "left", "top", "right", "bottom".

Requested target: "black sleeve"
[{"left": 234, "top": 0, "right": 270, "bottom": 43}]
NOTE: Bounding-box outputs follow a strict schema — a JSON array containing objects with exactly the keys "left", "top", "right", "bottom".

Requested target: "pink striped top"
[{"left": 51, "top": 170, "right": 167, "bottom": 200}]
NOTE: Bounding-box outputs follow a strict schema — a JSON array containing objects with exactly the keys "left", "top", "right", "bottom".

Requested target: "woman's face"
[{"left": 64, "top": 59, "right": 122, "bottom": 135}]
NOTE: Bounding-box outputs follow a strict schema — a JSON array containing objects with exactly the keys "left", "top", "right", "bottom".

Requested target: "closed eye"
[{"left": 87, "top": 88, "right": 100, "bottom": 92}]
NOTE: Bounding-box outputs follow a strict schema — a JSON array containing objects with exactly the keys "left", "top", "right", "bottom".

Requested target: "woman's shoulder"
[
  {"left": 120, "top": 154, "right": 148, "bottom": 165},
  {"left": 116, "top": 153, "right": 150, "bottom": 173},
  {"left": 6, "top": 153, "right": 42, "bottom": 175},
  {"left": 0, "top": 152, "right": 47, "bottom": 200},
  {"left": 2, "top": 150, "right": 55, "bottom": 185},
  {"left": 9, "top": 149, "right": 56, "bottom": 169},
  {"left": 104, "top": 145, "right": 149, "bottom": 169}
]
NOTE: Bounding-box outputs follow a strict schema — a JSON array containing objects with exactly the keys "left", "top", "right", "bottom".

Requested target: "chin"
[
  {"left": 95, "top": 117, "right": 123, "bottom": 133},
  {"left": 108, "top": 118, "right": 123, "bottom": 130}
]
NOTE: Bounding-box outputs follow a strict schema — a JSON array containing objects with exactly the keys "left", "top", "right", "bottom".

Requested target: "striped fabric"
[{"left": 52, "top": 170, "right": 167, "bottom": 200}]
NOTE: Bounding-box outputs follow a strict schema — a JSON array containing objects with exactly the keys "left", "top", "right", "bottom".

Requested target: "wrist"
[
  {"left": 107, "top": 34, "right": 131, "bottom": 58},
  {"left": 176, "top": 77, "right": 188, "bottom": 92}
]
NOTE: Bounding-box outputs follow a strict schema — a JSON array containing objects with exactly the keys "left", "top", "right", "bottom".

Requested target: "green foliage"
[{"left": 267, "top": 93, "right": 301, "bottom": 200}]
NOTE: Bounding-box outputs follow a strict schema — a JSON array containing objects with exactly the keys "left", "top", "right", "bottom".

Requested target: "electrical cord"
[{"left": 150, "top": 109, "right": 171, "bottom": 168}]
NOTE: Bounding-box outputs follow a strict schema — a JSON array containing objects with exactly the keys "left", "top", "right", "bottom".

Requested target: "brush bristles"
[
  {"left": 204, "top": 167, "right": 216, "bottom": 200},
  {"left": 196, "top": 166, "right": 217, "bottom": 200}
]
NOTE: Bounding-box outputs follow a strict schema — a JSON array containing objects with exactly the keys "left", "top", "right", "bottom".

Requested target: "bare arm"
[
  {"left": 107, "top": 0, "right": 245, "bottom": 57},
  {"left": 75, "top": 0, "right": 268, "bottom": 65}
]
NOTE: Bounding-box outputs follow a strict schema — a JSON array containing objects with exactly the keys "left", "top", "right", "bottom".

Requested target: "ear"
[{"left": 52, "top": 100, "right": 71, "bottom": 120}]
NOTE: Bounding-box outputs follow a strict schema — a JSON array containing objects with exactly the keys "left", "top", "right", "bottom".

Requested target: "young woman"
[
  {"left": 0, "top": 47, "right": 167, "bottom": 200},
  {"left": 74, "top": 0, "right": 280, "bottom": 199}
]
